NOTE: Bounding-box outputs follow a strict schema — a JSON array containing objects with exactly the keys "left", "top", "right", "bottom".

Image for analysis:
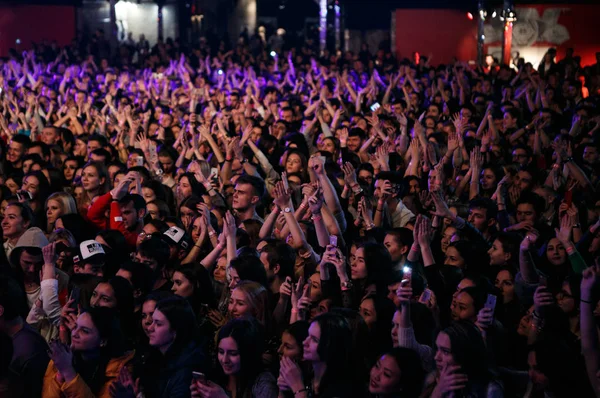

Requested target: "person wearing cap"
[
  {"left": 162, "top": 226, "right": 192, "bottom": 268},
  {"left": 72, "top": 240, "right": 106, "bottom": 277},
  {"left": 10, "top": 229, "right": 69, "bottom": 341},
  {"left": 87, "top": 172, "right": 146, "bottom": 249}
]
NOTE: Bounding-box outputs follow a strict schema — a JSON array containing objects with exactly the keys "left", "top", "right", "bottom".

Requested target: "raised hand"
[{"left": 342, "top": 162, "right": 358, "bottom": 187}]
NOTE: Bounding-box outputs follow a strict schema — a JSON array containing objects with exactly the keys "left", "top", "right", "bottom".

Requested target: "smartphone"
[
  {"left": 329, "top": 235, "right": 338, "bottom": 247},
  {"left": 539, "top": 276, "right": 548, "bottom": 288},
  {"left": 485, "top": 294, "right": 497, "bottom": 312},
  {"left": 565, "top": 190, "right": 573, "bottom": 207},
  {"left": 16, "top": 190, "right": 33, "bottom": 201},
  {"left": 69, "top": 287, "right": 81, "bottom": 311},
  {"left": 370, "top": 102, "right": 381, "bottom": 112},
  {"left": 192, "top": 371, "right": 206, "bottom": 383},
  {"left": 136, "top": 156, "right": 144, "bottom": 167},
  {"left": 270, "top": 51, "right": 277, "bottom": 57},
  {"left": 210, "top": 167, "right": 219, "bottom": 180},
  {"left": 281, "top": 172, "right": 289, "bottom": 191},
  {"left": 402, "top": 266, "right": 412, "bottom": 286},
  {"left": 421, "top": 289, "right": 431, "bottom": 303}
]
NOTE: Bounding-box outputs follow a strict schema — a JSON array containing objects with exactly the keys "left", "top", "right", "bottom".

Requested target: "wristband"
[
  {"left": 312, "top": 214, "right": 323, "bottom": 222},
  {"left": 225, "top": 158, "right": 233, "bottom": 162},
  {"left": 566, "top": 246, "right": 576, "bottom": 255},
  {"left": 410, "top": 245, "right": 420, "bottom": 252},
  {"left": 194, "top": 244, "right": 202, "bottom": 248},
  {"left": 291, "top": 308, "right": 299, "bottom": 314},
  {"left": 294, "top": 388, "right": 308, "bottom": 395},
  {"left": 581, "top": 298, "right": 594, "bottom": 304},
  {"left": 208, "top": 231, "right": 216, "bottom": 237}
]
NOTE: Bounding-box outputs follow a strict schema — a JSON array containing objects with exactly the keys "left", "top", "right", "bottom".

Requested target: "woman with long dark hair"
[
  {"left": 43, "top": 307, "right": 134, "bottom": 397},
  {"left": 191, "top": 317, "right": 277, "bottom": 398},
  {"left": 277, "top": 312, "right": 364, "bottom": 397}
]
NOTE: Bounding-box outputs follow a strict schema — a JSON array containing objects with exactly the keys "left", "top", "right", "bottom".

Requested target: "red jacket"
[{"left": 87, "top": 193, "right": 138, "bottom": 248}]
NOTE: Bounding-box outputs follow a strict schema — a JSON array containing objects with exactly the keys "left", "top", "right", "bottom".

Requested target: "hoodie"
[{"left": 11, "top": 227, "right": 69, "bottom": 341}]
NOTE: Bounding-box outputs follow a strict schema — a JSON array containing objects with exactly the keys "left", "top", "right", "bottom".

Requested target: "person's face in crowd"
[
  {"left": 427, "top": 105, "right": 440, "bottom": 119},
  {"left": 350, "top": 247, "right": 367, "bottom": 280},
  {"left": 303, "top": 321, "right": 321, "bottom": 362},
  {"left": 135, "top": 248, "right": 159, "bottom": 269},
  {"left": 322, "top": 138, "right": 336, "bottom": 155},
  {"left": 5, "top": 178, "right": 19, "bottom": 194},
  {"left": 127, "top": 153, "right": 142, "bottom": 169},
  {"left": 459, "top": 107, "right": 472, "bottom": 121},
  {"left": 546, "top": 237, "right": 567, "bottom": 266},
  {"left": 434, "top": 331, "right": 455, "bottom": 373},
  {"left": 273, "top": 121, "right": 286, "bottom": 138},
  {"left": 346, "top": 135, "right": 362, "bottom": 152},
  {"left": 408, "top": 179, "right": 420, "bottom": 195},
  {"left": 172, "top": 271, "right": 194, "bottom": 298},
  {"left": 278, "top": 331, "right": 302, "bottom": 360},
  {"left": 281, "top": 109, "right": 293, "bottom": 123},
  {"left": 556, "top": 281, "right": 576, "bottom": 315},
  {"left": 41, "top": 127, "right": 59, "bottom": 146},
  {"left": 2, "top": 205, "right": 28, "bottom": 240},
  {"left": 213, "top": 260, "right": 227, "bottom": 284},
  {"left": 384, "top": 234, "right": 404, "bottom": 263},
  {"left": 159, "top": 113, "right": 173, "bottom": 128},
  {"left": 512, "top": 148, "right": 529, "bottom": 166},
  {"left": 444, "top": 246, "right": 465, "bottom": 269},
  {"left": 488, "top": 239, "right": 510, "bottom": 266},
  {"left": 390, "top": 310, "right": 401, "bottom": 348},
  {"left": 359, "top": 297, "right": 377, "bottom": 329},
  {"left": 179, "top": 205, "right": 195, "bottom": 230},
  {"left": 218, "top": 337, "right": 242, "bottom": 375},
  {"left": 159, "top": 155, "right": 175, "bottom": 175},
  {"left": 90, "top": 282, "right": 116, "bottom": 308},
  {"left": 21, "top": 175, "right": 40, "bottom": 199},
  {"left": 583, "top": 146, "right": 599, "bottom": 165},
  {"left": 285, "top": 153, "right": 303, "bottom": 174},
  {"left": 517, "top": 306, "right": 535, "bottom": 336},
  {"left": 467, "top": 206, "right": 490, "bottom": 233},
  {"left": 482, "top": 80, "right": 492, "bottom": 94},
  {"left": 228, "top": 288, "right": 251, "bottom": 319},
  {"left": 73, "top": 186, "right": 85, "bottom": 204},
  {"left": 358, "top": 169, "right": 374, "bottom": 186},
  {"left": 81, "top": 166, "right": 104, "bottom": 193},
  {"left": 23, "top": 159, "right": 34, "bottom": 174},
  {"left": 528, "top": 351, "right": 549, "bottom": 391},
  {"left": 516, "top": 203, "right": 536, "bottom": 224},
  {"left": 232, "top": 182, "right": 257, "bottom": 212},
  {"left": 147, "top": 309, "right": 176, "bottom": 353},
  {"left": 479, "top": 168, "right": 497, "bottom": 191},
  {"left": 450, "top": 291, "right": 476, "bottom": 322},
  {"left": 441, "top": 226, "right": 457, "bottom": 253},
  {"left": 146, "top": 203, "right": 161, "bottom": 220},
  {"left": 495, "top": 270, "right": 516, "bottom": 304},
  {"left": 141, "top": 187, "right": 156, "bottom": 203},
  {"left": 74, "top": 139, "right": 87, "bottom": 157},
  {"left": 86, "top": 140, "right": 102, "bottom": 157},
  {"left": 20, "top": 250, "right": 43, "bottom": 282},
  {"left": 46, "top": 199, "right": 63, "bottom": 226},
  {"left": 141, "top": 300, "right": 157, "bottom": 338},
  {"left": 70, "top": 312, "right": 102, "bottom": 352},
  {"left": 63, "top": 160, "right": 78, "bottom": 181},
  {"left": 177, "top": 177, "right": 194, "bottom": 202},
  {"left": 250, "top": 127, "right": 262, "bottom": 142},
  {"left": 7, "top": 140, "right": 25, "bottom": 164},
  {"left": 369, "top": 354, "right": 402, "bottom": 395},
  {"left": 119, "top": 201, "right": 141, "bottom": 230},
  {"left": 191, "top": 217, "right": 204, "bottom": 243}
]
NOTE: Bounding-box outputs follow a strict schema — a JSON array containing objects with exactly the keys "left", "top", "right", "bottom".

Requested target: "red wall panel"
[
  {"left": 394, "top": 9, "right": 478, "bottom": 64},
  {"left": 0, "top": 5, "right": 76, "bottom": 57}
]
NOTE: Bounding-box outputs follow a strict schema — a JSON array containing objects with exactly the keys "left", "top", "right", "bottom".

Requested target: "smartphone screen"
[{"left": 329, "top": 235, "right": 338, "bottom": 247}]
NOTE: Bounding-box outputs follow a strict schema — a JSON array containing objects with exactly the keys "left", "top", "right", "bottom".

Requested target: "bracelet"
[
  {"left": 312, "top": 214, "right": 323, "bottom": 222},
  {"left": 566, "top": 246, "right": 576, "bottom": 255},
  {"left": 581, "top": 298, "right": 595, "bottom": 304},
  {"left": 410, "top": 245, "right": 420, "bottom": 252},
  {"left": 376, "top": 207, "right": 384, "bottom": 212},
  {"left": 208, "top": 231, "right": 216, "bottom": 237},
  {"left": 299, "top": 202, "right": 307, "bottom": 209},
  {"left": 194, "top": 244, "right": 202, "bottom": 248},
  {"left": 294, "top": 388, "right": 308, "bottom": 395},
  {"left": 225, "top": 158, "right": 233, "bottom": 162}
]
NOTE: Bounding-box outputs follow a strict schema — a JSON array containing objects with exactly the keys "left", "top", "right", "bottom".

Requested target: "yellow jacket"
[{"left": 42, "top": 351, "right": 135, "bottom": 398}]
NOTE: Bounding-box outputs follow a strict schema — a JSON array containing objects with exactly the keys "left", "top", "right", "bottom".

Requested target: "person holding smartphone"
[{"left": 191, "top": 318, "right": 277, "bottom": 398}]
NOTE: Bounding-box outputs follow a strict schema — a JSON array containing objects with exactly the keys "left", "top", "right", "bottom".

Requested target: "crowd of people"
[{"left": 0, "top": 30, "right": 599, "bottom": 398}]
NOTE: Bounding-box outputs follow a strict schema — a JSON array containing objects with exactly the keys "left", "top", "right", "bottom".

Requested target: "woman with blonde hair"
[
  {"left": 45, "top": 192, "right": 78, "bottom": 233},
  {"left": 228, "top": 280, "right": 270, "bottom": 328}
]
